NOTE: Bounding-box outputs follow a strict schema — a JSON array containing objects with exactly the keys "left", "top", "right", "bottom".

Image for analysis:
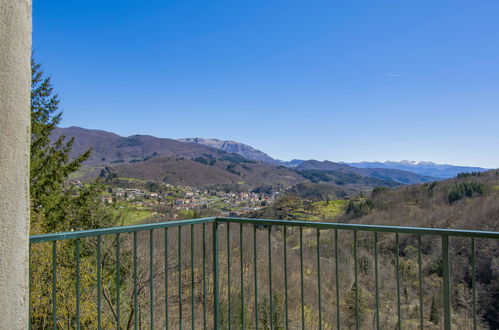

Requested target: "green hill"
[{"left": 248, "top": 170, "right": 499, "bottom": 328}]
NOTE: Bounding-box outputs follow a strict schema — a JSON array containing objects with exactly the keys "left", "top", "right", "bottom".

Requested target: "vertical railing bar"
[
  {"left": 164, "top": 228, "right": 169, "bottom": 330},
  {"left": 374, "top": 232, "right": 380, "bottom": 330},
  {"left": 442, "top": 235, "right": 451, "bottom": 330},
  {"left": 335, "top": 229, "right": 340, "bottom": 330},
  {"left": 418, "top": 235, "right": 423, "bottom": 330},
  {"left": 202, "top": 223, "right": 207, "bottom": 330},
  {"left": 150, "top": 229, "right": 154, "bottom": 330},
  {"left": 133, "top": 232, "right": 138, "bottom": 330},
  {"left": 76, "top": 238, "right": 81, "bottom": 330},
  {"left": 354, "top": 230, "right": 360, "bottom": 330},
  {"left": 253, "top": 225, "right": 258, "bottom": 329},
  {"left": 284, "top": 227, "right": 289, "bottom": 330},
  {"left": 97, "top": 236, "right": 102, "bottom": 330},
  {"left": 227, "top": 223, "right": 232, "bottom": 330},
  {"left": 300, "top": 226, "right": 305, "bottom": 330},
  {"left": 191, "top": 225, "right": 195, "bottom": 330},
  {"left": 213, "top": 222, "right": 220, "bottom": 330},
  {"left": 179, "top": 226, "right": 183, "bottom": 330},
  {"left": 317, "top": 229, "right": 322, "bottom": 330},
  {"left": 395, "top": 233, "right": 401, "bottom": 330},
  {"left": 240, "top": 223, "right": 245, "bottom": 330},
  {"left": 116, "top": 233, "right": 121, "bottom": 330},
  {"left": 29, "top": 243, "right": 32, "bottom": 330},
  {"left": 32, "top": 219, "right": 499, "bottom": 330},
  {"left": 471, "top": 238, "right": 476, "bottom": 330},
  {"left": 52, "top": 241, "right": 57, "bottom": 330},
  {"left": 268, "top": 225, "right": 274, "bottom": 330}
]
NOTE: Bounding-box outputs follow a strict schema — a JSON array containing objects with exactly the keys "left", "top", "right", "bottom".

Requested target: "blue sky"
[{"left": 34, "top": 0, "right": 499, "bottom": 167}]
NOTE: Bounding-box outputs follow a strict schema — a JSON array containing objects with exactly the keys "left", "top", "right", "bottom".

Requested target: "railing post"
[
  {"left": 395, "top": 233, "right": 401, "bottom": 330},
  {"left": 268, "top": 225, "right": 273, "bottom": 330},
  {"left": 52, "top": 241, "right": 57, "bottom": 329},
  {"left": 226, "top": 223, "right": 232, "bottom": 329},
  {"left": 240, "top": 223, "right": 245, "bottom": 330},
  {"left": 76, "top": 239, "right": 81, "bottom": 330},
  {"left": 97, "top": 236, "right": 102, "bottom": 329},
  {"left": 116, "top": 234, "right": 121, "bottom": 330},
  {"left": 213, "top": 221, "right": 220, "bottom": 329},
  {"left": 150, "top": 230, "right": 154, "bottom": 330},
  {"left": 354, "top": 230, "right": 359, "bottom": 330},
  {"left": 253, "top": 224, "right": 258, "bottom": 328},
  {"left": 471, "top": 238, "right": 476, "bottom": 330},
  {"left": 442, "top": 235, "right": 451, "bottom": 330}
]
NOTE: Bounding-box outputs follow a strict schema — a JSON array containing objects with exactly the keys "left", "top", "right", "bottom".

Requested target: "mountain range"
[
  {"left": 295, "top": 160, "right": 436, "bottom": 184},
  {"left": 52, "top": 127, "right": 488, "bottom": 189},
  {"left": 181, "top": 136, "right": 488, "bottom": 179},
  {"left": 344, "top": 160, "right": 488, "bottom": 179}
]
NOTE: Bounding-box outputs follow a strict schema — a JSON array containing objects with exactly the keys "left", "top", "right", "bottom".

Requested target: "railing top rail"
[
  {"left": 217, "top": 217, "right": 499, "bottom": 239},
  {"left": 29, "top": 216, "right": 499, "bottom": 243},
  {"left": 29, "top": 217, "right": 216, "bottom": 243}
]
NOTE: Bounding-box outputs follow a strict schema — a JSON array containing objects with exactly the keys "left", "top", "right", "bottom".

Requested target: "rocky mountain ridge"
[{"left": 178, "top": 137, "right": 277, "bottom": 163}]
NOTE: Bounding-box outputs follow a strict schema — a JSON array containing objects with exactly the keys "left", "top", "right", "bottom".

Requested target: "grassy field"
[
  {"left": 68, "top": 165, "right": 101, "bottom": 180},
  {"left": 287, "top": 199, "right": 348, "bottom": 220},
  {"left": 311, "top": 200, "right": 349, "bottom": 218},
  {"left": 115, "top": 203, "right": 158, "bottom": 226}
]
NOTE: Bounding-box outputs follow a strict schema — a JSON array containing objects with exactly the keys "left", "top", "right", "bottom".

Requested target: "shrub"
[
  {"left": 193, "top": 155, "right": 216, "bottom": 166},
  {"left": 457, "top": 171, "right": 485, "bottom": 178},
  {"left": 372, "top": 186, "right": 388, "bottom": 197},
  {"left": 448, "top": 182, "right": 487, "bottom": 204},
  {"left": 226, "top": 163, "right": 240, "bottom": 175},
  {"left": 346, "top": 199, "right": 374, "bottom": 217},
  {"left": 218, "top": 154, "right": 255, "bottom": 163},
  {"left": 193, "top": 156, "right": 209, "bottom": 165}
]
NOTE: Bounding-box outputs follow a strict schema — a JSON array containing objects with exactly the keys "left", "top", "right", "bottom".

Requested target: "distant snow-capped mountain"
[{"left": 344, "top": 161, "right": 489, "bottom": 179}]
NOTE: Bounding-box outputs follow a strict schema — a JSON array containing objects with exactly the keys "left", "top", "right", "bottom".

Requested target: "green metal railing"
[{"left": 29, "top": 217, "right": 499, "bottom": 329}]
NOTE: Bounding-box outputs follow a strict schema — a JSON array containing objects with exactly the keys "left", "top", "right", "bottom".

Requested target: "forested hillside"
[{"left": 247, "top": 170, "right": 499, "bottom": 328}]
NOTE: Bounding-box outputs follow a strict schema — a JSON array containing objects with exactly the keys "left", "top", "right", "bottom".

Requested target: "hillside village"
[{"left": 99, "top": 182, "right": 278, "bottom": 220}]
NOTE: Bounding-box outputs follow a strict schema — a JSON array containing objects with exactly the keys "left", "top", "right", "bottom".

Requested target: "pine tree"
[
  {"left": 29, "top": 60, "right": 122, "bottom": 328},
  {"left": 29, "top": 60, "right": 118, "bottom": 234},
  {"left": 429, "top": 294, "right": 440, "bottom": 325},
  {"left": 30, "top": 60, "right": 92, "bottom": 231},
  {"left": 30, "top": 61, "right": 90, "bottom": 196},
  {"left": 343, "top": 283, "right": 367, "bottom": 328},
  {"left": 259, "top": 294, "right": 284, "bottom": 329}
]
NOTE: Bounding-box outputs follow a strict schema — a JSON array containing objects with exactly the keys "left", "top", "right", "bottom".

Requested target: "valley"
[
  {"left": 57, "top": 126, "right": 496, "bottom": 229},
  {"left": 42, "top": 126, "right": 499, "bottom": 328}
]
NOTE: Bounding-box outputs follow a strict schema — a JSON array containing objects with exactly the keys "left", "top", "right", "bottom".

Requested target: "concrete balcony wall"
[{"left": 0, "top": 0, "right": 32, "bottom": 328}]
